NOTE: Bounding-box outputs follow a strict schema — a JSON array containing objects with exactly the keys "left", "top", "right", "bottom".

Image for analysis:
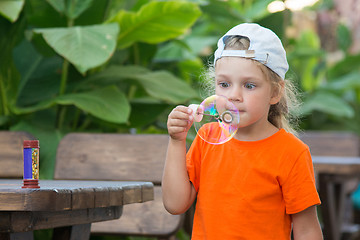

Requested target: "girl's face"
[{"left": 215, "top": 57, "right": 281, "bottom": 133}]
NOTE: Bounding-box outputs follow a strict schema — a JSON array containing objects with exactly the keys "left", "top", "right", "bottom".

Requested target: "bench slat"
[{"left": 55, "top": 134, "right": 169, "bottom": 184}]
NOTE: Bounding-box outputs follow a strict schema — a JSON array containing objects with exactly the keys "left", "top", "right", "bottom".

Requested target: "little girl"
[{"left": 162, "top": 23, "right": 323, "bottom": 239}]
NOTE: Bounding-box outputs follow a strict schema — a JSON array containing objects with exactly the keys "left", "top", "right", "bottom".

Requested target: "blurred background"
[{"left": 1, "top": 0, "right": 359, "bottom": 239}]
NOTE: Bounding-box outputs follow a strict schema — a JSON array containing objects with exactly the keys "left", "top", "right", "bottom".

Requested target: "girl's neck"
[{"left": 234, "top": 121, "right": 279, "bottom": 142}]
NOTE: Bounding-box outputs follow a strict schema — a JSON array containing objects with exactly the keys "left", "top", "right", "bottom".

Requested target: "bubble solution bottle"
[{"left": 22, "top": 140, "right": 40, "bottom": 188}]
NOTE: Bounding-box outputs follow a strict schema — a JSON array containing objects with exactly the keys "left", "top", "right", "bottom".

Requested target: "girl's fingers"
[
  {"left": 167, "top": 105, "right": 194, "bottom": 141},
  {"left": 168, "top": 106, "right": 193, "bottom": 122}
]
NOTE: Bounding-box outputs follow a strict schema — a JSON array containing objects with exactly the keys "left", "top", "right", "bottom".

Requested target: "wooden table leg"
[
  {"left": 319, "top": 174, "right": 350, "bottom": 240},
  {"left": 52, "top": 224, "right": 91, "bottom": 240},
  {"left": 0, "top": 232, "right": 34, "bottom": 240},
  {"left": 319, "top": 174, "right": 338, "bottom": 240}
]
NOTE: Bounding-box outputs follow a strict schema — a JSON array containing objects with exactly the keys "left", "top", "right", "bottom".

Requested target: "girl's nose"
[{"left": 228, "top": 87, "right": 243, "bottom": 102}]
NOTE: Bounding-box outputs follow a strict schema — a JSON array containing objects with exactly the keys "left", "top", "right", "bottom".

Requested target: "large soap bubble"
[{"left": 189, "top": 95, "right": 240, "bottom": 145}]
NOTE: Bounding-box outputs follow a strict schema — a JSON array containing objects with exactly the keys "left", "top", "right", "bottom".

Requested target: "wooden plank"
[
  {"left": 0, "top": 180, "right": 153, "bottom": 211},
  {"left": 71, "top": 188, "right": 94, "bottom": 210},
  {"left": 108, "top": 187, "right": 123, "bottom": 206},
  {"left": 0, "top": 206, "right": 122, "bottom": 233},
  {"left": 142, "top": 182, "right": 155, "bottom": 202},
  {"left": 54, "top": 134, "right": 169, "bottom": 184},
  {"left": 94, "top": 187, "right": 110, "bottom": 208},
  {"left": 0, "top": 186, "right": 71, "bottom": 211},
  {"left": 123, "top": 183, "right": 143, "bottom": 205},
  {"left": 0, "top": 131, "right": 35, "bottom": 178},
  {"left": 0, "top": 190, "right": 25, "bottom": 211},
  {"left": 299, "top": 131, "right": 360, "bottom": 157},
  {"left": 313, "top": 156, "right": 360, "bottom": 175}
]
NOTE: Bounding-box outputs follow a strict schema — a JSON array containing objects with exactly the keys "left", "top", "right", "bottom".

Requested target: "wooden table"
[
  {"left": 313, "top": 156, "right": 360, "bottom": 240},
  {"left": 0, "top": 179, "right": 154, "bottom": 240}
]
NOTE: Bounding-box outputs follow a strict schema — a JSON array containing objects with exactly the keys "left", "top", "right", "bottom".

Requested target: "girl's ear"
[{"left": 270, "top": 80, "right": 285, "bottom": 105}]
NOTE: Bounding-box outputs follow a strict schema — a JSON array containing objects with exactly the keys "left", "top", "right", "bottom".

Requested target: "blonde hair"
[{"left": 202, "top": 35, "right": 300, "bottom": 134}]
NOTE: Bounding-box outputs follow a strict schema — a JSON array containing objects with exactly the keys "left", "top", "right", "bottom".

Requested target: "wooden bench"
[
  {"left": 0, "top": 131, "right": 36, "bottom": 179},
  {"left": 299, "top": 131, "right": 360, "bottom": 240},
  {"left": 54, "top": 133, "right": 185, "bottom": 240},
  {"left": 299, "top": 131, "right": 360, "bottom": 157}
]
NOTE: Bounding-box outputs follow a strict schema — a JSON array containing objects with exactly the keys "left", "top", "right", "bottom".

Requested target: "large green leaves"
[
  {"left": 288, "top": 30, "right": 325, "bottom": 92},
  {"left": 136, "top": 70, "right": 198, "bottom": 103},
  {"left": 13, "top": 86, "right": 130, "bottom": 124},
  {"left": 55, "top": 86, "right": 129, "bottom": 123},
  {"left": 337, "top": 23, "right": 352, "bottom": 52},
  {"left": 327, "top": 72, "right": 360, "bottom": 91},
  {"left": 33, "top": 23, "right": 119, "bottom": 74},
  {"left": 155, "top": 36, "right": 218, "bottom": 62},
  {"left": 110, "top": 1, "right": 201, "bottom": 49},
  {"left": 83, "top": 65, "right": 199, "bottom": 103},
  {"left": 0, "top": 0, "right": 24, "bottom": 22},
  {"left": 300, "top": 92, "right": 354, "bottom": 118}
]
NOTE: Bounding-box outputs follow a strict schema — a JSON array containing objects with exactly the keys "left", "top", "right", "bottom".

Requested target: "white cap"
[{"left": 214, "top": 23, "right": 289, "bottom": 79}]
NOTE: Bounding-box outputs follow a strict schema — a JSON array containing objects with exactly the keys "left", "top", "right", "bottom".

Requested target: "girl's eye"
[
  {"left": 219, "top": 82, "right": 230, "bottom": 88},
  {"left": 244, "top": 83, "right": 256, "bottom": 89}
]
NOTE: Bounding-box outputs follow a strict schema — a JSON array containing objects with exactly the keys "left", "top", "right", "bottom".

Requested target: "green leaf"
[
  {"left": 33, "top": 23, "right": 119, "bottom": 74},
  {"left": 135, "top": 71, "right": 199, "bottom": 103},
  {"left": 81, "top": 65, "right": 199, "bottom": 103},
  {"left": 46, "top": 0, "right": 93, "bottom": 20},
  {"left": 13, "top": 40, "right": 44, "bottom": 98},
  {"left": 327, "top": 72, "right": 360, "bottom": 91},
  {"left": 337, "top": 23, "right": 352, "bottom": 52},
  {"left": 0, "top": 0, "right": 24, "bottom": 22},
  {"left": 12, "top": 86, "right": 130, "bottom": 124},
  {"left": 55, "top": 86, "right": 130, "bottom": 124},
  {"left": 79, "top": 65, "right": 150, "bottom": 88},
  {"left": 288, "top": 29, "right": 325, "bottom": 91},
  {"left": 297, "top": 30, "right": 321, "bottom": 49},
  {"left": 11, "top": 99, "right": 54, "bottom": 115},
  {"left": 110, "top": 1, "right": 201, "bottom": 49},
  {"left": 300, "top": 92, "right": 354, "bottom": 118},
  {"left": 328, "top": 54, "right": 360, "bottom": 79},
  {"left": 25, "top": 0, "right": 67, "bottom": 28},
  {"left": 154, "top": 36, "right": 218, "bottom": 62},
  {"left": 129, "top": 101, "right": 168, "bottom": 128},
  {"left": 45, "top": 0, "right": 65, "bottom": 13},
  {"left": 242, "top": 0, "right": 273, "bottom": 21}
]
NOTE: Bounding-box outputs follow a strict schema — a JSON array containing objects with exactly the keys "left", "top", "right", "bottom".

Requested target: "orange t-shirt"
[{"left": 186, "top": 127, "right": 320, "bottom": 240}]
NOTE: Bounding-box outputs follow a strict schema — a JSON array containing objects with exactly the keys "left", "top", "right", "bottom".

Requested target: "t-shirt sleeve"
[
  {"left": 282, "top": 149, "right": 321, "bottom": 214},
  {"left": 186, "top": 136, "right": 202, "bottom": 192}
]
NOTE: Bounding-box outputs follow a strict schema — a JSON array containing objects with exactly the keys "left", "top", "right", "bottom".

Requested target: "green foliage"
[
  {"left": 82, "top": 65, "right": 198, "bottom": 103},
  {"left": 288, "top": 21, "right": 360, "bottom": 133},
  {"left": 300, "top": 91, "right": 354, "bottom": 118},
  {"left": 33, "top": 23, "right": 119, "bottom": 74},
  {"left": 111, "top": 1, "right": 202, "bottom": 49},
  {"left": 0, "top": 0, "right": 202, "bottom": 180},
  {"left": 337, "top": 23, "right": 352, "bottom": 53},
  {"left": 0, "top": 0, "right": 24, "bottom": 22}
]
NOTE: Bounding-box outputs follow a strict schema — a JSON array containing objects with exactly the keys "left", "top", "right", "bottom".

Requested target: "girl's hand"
[{"left": 167, "top": 106, "right": 193, "bottom": 142}]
